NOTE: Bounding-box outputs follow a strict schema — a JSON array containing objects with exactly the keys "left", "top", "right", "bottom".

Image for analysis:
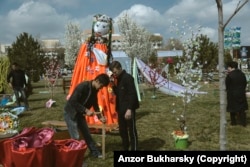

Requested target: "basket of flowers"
[{"left": 0, "top": 110, "right": 19, "bottom": 137}]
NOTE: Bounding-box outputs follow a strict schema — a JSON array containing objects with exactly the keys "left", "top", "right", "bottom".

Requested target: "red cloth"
[
  {"left": 166, "top": 57, "right": 174, "bottom": 64},
  {"left": 10, "top": 141, "right": 54, "bottom": 167},
  {"left": 1, "top": 128, "right": 88, "bottom": 167},
  {"left": 10, "top": 127, "right": 55, "bottom": 167},
  {"left": 0, "top": 127, "right": 37, "bottom": 167},
  {"left": 53, "top": 139, "right": 87, "bottom": 167}
]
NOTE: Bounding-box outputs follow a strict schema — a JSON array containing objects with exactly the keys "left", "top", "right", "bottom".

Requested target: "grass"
[{"left": 2, "top": 78, "right": 250, "bottom": 166}]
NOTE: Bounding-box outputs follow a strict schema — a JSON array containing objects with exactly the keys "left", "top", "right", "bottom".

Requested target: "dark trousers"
[
  {"left": 77, "top": 116, "right": 101, "bottom": 156},
  {"left": 230, "top": 111, "right": 246, "bottom": 126},
  {"left": 13, "top": 87, "right": 29, "bottom": 109},
  {"left": 118, "top": 111, "right": 138, "bottom": 151},
  {"left": 64, "top": 111, "right": 100, "bottom": 156}
]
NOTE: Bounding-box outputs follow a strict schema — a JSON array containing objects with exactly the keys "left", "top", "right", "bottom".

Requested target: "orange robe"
[{"left": 67, "top": 42, "right": 117, "bottom": 126}]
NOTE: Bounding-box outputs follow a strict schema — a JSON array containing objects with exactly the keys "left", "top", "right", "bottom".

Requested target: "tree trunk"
[
  {"left": 216, "top": 0, "right": 249, "bottom": 150},
  {"left": 216, "top": 0, "right": 227, "bottom": 150}
]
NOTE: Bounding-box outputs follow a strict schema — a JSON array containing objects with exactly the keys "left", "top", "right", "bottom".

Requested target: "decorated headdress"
[
  {"left": 88, "top": 14, "right": 113, "bottom": 65},
  {"left": 92, "top": 14, "right": 112, "bottom": 36}
]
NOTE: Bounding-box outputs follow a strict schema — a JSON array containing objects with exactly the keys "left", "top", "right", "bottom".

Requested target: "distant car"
[
  {"left": 61, "top": 68, "right": 68, "bottom": 76},
  {"left": 67, "top": 69, "right": 72, "bottom": 74}
]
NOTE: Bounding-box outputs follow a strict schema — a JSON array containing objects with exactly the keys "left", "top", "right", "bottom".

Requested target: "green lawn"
[{"left": 2, "top": 78, "right": 250, "bottom": 166}]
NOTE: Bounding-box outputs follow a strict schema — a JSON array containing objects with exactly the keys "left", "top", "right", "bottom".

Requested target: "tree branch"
[{"left": 223, "top": 0, "right": 249, "bottom": 28}]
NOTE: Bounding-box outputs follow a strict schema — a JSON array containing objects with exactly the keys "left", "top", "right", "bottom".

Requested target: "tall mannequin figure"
[{"left": 67, "top": 14, "right": 117, "bottom": 125}]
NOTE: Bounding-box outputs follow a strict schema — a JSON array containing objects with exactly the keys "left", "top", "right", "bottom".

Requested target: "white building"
[
  {"left": 0, "top": 43, "right": 11, "bottom": 55},
  {"left": 81, "top": 30, "right": 164, "bottom": 51}
]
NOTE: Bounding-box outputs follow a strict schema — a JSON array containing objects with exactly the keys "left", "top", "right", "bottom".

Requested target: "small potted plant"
[{"left": 171, "top": 101, "right": 189, "bottom": 150}]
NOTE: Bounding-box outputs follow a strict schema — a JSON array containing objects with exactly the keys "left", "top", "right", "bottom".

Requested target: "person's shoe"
[
  {"left": 241, "top": 123, "right": 247, "bottom": 127},
  {"left": 97, "top": 154, "right": 103, "bottom": 158},
  {"left": 92, "top": 154, "right": 103, "bottom": 158},
  {"left": 92, "top": 152, "right": 102, "bottom": 158}
]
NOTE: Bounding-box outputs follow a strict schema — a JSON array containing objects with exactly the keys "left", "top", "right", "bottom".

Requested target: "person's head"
[
  {"left": 11, "top": 62, "right": 19, "bottom": 70},
  {"left": 93, "top": 73, "right": 110, "bottom": 90},
  {"left": 227, "top": 61, "right": 238, "bottom": 72},
  {"left": 109, "top": 61, "right": 123, "bottom": 77}
]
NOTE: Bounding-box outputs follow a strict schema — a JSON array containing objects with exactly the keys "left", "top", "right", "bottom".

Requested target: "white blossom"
[
  {"left": 117, "top": 13, "right": 153, "bottom": 62},
  {"left": 170, "top": 18, "right": 203, "bottom": 133},
  {"left": 64, "top": 21, "right": 82, "bottom": 68}
]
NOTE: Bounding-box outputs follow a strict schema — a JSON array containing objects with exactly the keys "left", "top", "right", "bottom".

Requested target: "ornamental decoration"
[{"left": 0, "top": 111, "right": 19, "bottom": 134}]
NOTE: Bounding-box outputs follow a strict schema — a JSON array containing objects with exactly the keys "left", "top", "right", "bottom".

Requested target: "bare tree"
[
  {"left": 64, "top": 22, "right": 82, "bottom": 68},
  {"left": 215, "top": 0, "right": 249, "bottom": 150},
  {"left": 117, "top": 13, "right": 154, "bottom": 69}
]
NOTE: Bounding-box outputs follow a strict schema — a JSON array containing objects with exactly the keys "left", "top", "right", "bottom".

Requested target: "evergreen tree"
[
  {"left": 7, "top": 32, "right": 45, "bottom": 82},
  {"left": 196, "top": 34, "right": 218, "bottom": 72}
]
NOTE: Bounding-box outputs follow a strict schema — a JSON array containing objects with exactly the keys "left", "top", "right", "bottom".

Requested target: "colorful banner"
[{"left": 224, "top": 27, "right": 241, "bottom": 49}]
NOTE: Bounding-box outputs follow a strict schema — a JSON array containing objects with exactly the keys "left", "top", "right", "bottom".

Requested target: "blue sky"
[{"left": 0, "top": 0, "right": 249, "bottom": 45}]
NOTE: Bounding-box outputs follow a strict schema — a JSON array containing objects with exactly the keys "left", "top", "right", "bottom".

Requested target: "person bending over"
[{"left": 64, "top": 73, "right": 109, "bottom": 158}]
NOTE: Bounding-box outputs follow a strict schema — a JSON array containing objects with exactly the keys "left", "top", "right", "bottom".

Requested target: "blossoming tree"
[
  {"left": 42, "top": 56, "right": 61, "bottom": 99},
  {"left": 169, "top": 19, "right": 203, "bottom": 134}
]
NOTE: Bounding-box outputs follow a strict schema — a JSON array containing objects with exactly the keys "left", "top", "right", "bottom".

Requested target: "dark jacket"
[
  {"left": 64, "top": 81, "right": 99, "bottom": 120},
  {"left": 7, "top": 69, "right": 27, "bottom": 89},
  {"left": 113, "top": 70, "right": 139, "bottom": 113},
  {"left": 226, "top": 69, "right": 248, "bottom": 112}
]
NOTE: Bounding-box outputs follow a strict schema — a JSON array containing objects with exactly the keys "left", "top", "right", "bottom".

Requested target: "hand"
[
  {"left": 110, "top": 76, "right": 115, "bottom": 82},
  {"left": 107, "top": 70, "right": 113, "bottom": 77},
  {"left": 85, "top": 109, "right": 94, "bottom": 116},
  {"left": 99, "top": 117, "right": 106, "bottom": 123},
  {"left": 125, "top": 109, "right": 132, "bottom": 120},
  {"left": 24, "top": 86, "right": 28, "bottom": 91},
  {"left": 109, "top": 76, "right": 115, "bottom": 86}
]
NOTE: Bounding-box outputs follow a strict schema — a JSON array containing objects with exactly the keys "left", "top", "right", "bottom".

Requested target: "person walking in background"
[
  {"left": 247, "top": 58, "right": 250, "bottom": 71},
  {"left": 226, "top": 61, "right": 248, "bottom": 127},
  {"left": 7, "top": 62, "right": 29, "bottom": 110},
  {"left": 64, "top": 73, "right": 109, "bottom": 158},
  {"left": 109, "top": 61, "right": 139, "bottom": 151}
]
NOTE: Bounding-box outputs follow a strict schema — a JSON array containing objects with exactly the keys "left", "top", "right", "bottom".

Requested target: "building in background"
[
  {"left": 0, "top": 43, "right": 11, "bottom": 56},
  {"left": 81, "top": 29, "right": 164, "bottom": 51},
  {"left": 231, "top": 46, "right": 250, "bottom": 60},
  {"left": 40, "top": 39, "right": 62, "bottom": 57}
]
